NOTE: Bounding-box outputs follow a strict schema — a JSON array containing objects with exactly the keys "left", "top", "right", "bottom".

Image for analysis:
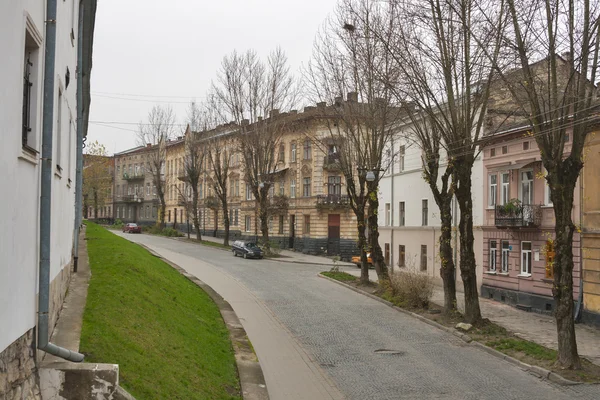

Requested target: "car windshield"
[{"left": 246, "top": 243, "right": 259, "bottom": 248}]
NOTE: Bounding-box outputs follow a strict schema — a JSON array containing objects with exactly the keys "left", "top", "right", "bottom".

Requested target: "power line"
[{"left": 92, "top": 91, "right": 208, "bottom": 99}]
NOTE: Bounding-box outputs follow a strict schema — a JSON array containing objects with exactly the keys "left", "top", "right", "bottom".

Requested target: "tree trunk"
[
  {"left": 454, "top": 166, "right": 482, "bottom": 324},
  {"left": 192, "top": 190, "right": 201, "bottom": 240},
  {"left": 367, "top": 186, "right": 389, "bottom": 282},
  {"left": 438, "top": 197, "right": 457, "bottom": 314},
  {"left": 93, "top": 190, "right": 98, "bottom": 220},
  {"left": 159, "top": 195, "right": 166, "bottom": 229},
  {"left": 356, "top": 207, "right": 369, "bottom": 285},
  {"left": 550, "top": 165, "right": 581, "bottom": 369},
  {"left": 222, "top": 199, "right": 230, "bottom": 247}
]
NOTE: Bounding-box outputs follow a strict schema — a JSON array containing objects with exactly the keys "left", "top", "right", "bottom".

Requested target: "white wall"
[{"left": 0, "top": 0, "right": 79, "bottom": 352}]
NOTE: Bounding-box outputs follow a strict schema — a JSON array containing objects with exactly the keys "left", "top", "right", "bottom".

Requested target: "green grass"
[
  {"left": 321, "top": 271, "right": 358, "bottom": 282},
  {"left": 80, "top": 222, "right": 240, "bottom": 400},
  {"left": 486, "top": 338, "right": 557, "bottom": 361}
]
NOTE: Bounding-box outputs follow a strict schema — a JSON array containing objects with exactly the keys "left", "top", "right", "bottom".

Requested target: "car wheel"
[{"left": 243, "top": 253, "right": 247, "bottom": 259}]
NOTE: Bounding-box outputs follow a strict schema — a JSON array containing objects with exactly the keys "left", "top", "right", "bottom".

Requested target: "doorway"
[
  {"left": 327, "top": 214, "right": 340, "bottom": 255},
  {"left": 289, "top": 215, "right": 295, "bottom": 249}
]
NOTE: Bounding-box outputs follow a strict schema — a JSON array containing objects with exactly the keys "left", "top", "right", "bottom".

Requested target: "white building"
[
  {"left": 0, "top": 0, "right": 96, "bottom": 398},
  {"left": 378, "top": 129, "right": 484, "bottom": 290}
]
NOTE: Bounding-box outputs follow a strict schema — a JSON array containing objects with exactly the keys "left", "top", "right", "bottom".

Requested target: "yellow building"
[{"left": 582, "top": 131, "right": 600, "bottom": 326}]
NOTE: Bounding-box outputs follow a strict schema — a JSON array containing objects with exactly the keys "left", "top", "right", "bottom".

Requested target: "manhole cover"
[{"left": 374, "top": 349, "right": 405, "bottom": 355}]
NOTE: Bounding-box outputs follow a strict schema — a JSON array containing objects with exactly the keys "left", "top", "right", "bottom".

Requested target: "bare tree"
[
  {"left": 367, "top": 0, "right": 507, "bottom": 322},
  {"left": 83, "top": 140, "right": 113, "bottom": 220},
  {"left": 211, "top": 48, "right": 297, "bottom": 250},
  {"left": 137, "top": 105, "right": 176, "bottom": 229},
  {"left": 306, "top": 0, "right": 401, "bottom": 283},
  {"left": 478, "top": 0, "right": 600, "bottom": 369}
]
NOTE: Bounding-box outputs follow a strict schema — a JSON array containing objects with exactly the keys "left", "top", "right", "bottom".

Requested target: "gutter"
[
  {"left": 73, "top": 0, "right": 85, "bottom": 273},
  {"left": 575, "top": 158, "right": 584, "bottom": 322},
  {"left": 38, "top": 0, "right": 84, "bottom": 362}
]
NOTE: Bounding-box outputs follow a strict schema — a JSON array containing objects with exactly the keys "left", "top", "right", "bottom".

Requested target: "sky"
[{"left": 86, "top": 0, "right": 339, "bottom": 155}]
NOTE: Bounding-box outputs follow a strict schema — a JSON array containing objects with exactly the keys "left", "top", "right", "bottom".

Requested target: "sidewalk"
[{"left": 340, "top": 268, "right": 600, "bottom": 367}]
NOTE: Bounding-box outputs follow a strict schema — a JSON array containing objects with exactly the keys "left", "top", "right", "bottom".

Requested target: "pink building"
[{"left": 480, "top": 126, "right": 581, "bottom": 313}]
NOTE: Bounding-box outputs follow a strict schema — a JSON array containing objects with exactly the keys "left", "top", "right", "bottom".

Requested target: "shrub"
[
  {"left": 162, "top": 228, "right": 183, "bottom": 237},
  {"left": 386, "top": 271, "right": 434, "bottom": 309},
  {"left": 112, "top": 219, "right": 124, "bottom": 229}
]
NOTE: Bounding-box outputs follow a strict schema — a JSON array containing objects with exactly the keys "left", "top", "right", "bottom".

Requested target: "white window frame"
[
  {"left": 291, "top": 143, "right": 297, "bottom": 162},
  {"left": 399, "top": 201, "right": 405, "bottom": 226},
  {"left": 501, "top": 241, "right": 510, "bottom": 273},
  {"left": 421, "top": 199, "right": 428, "bottom": 226},
  {"left": 501, "top": 172, "right": 510, "bottom": 205},
  {"left": 520, "top": 241, "right": 532, "bottom": 275},
  {"left": 245, "top": 215, "right": 251, "bottom": 232},
  {"left": 489, "top": 240, "right": 497, "bottom": 272},
  {"left": 399, "top": 145, "right": 405, "bottom": 172},
  {"left": 385, "top": 203, "right": 391, "bottom": 226},
  {"left": 488, "top": 174, "right": 497, "bottom": 207},
  {"left": 290, "top": 179, "right": 296, "bottom": 198},
  {"left": 246, "top": 184, "right": 253, "bottom": 200},
  {"left": 520, "top": 169, "right": 534, "bottom": 205}
]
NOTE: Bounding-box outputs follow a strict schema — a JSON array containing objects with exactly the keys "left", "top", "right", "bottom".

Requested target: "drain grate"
[{"left": 374, "top": 349, "right": 405, "bottom": 355}]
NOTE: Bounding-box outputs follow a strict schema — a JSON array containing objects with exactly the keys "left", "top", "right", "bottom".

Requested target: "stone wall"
[{"left": 0, "top": 329, "right": 41, "bottom": 399}]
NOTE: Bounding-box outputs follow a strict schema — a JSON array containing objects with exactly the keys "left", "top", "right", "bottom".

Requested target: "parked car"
[
  {"left": 123, "top": 223, "right": 142, "bottom": 234},
  {"left": 232, "top": 241, "right": 264, "bottom": 259},
  {"left": 352, "top": 253, "right": 372, "bottom": 268}
]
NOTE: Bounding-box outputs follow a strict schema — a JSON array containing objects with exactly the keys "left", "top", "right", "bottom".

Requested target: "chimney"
[
  {"left": 334, "top": 96, "right": 343, "bottom": 106},
  {"left": 241, "top": 119, "right": 249, "bottom": 126},
  {"left": 347, "top": 92, "right": 358, "bottom": 102},
  {"left": 269, "top": 109, "right": 280, "bottom": 118},
  {"left": 316, "top": 102, "right": 326, "bottom": 108},
  {"left": 146, "top": 143, "right": 152, "bottom": 148}
]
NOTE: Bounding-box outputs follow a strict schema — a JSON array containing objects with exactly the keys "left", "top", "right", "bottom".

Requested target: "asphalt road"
[{"left": 115, "top": 231, "right": 600, "bottom": 400}]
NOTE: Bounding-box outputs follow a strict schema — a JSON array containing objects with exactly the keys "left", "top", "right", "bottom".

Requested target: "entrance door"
[
  {"left": 327, "top": 214, "right": 341, "bottom": 255},
  {"left": 289, "top": 215, "right": 295, "bottom": 249}
]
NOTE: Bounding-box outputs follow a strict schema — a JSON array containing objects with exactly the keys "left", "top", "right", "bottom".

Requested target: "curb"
[
  {"left": 318, "top": 273, "right": 584, "bottom": 387},
  {"left": 138, "top": 243, "right": 270, "bottom": 400}
]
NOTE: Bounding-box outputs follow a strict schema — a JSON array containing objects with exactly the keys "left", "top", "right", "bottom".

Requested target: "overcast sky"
[{"left": 87, "top": 0, "right": 338, "bottom": 154}]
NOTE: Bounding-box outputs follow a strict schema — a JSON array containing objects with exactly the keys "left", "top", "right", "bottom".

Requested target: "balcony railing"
[
  {"left": 495, "top": 203, "right": 542, "bottom": 228},
  {"left": 122, "top": 172, "right": 145, "bottom": 180},
  {"left": 121, "top": 195, "right": 144, "bottom": 203},
  {"left": 322, "top": 153, "right": 341, "bottom": 170},
  {"left": 316, "top": 194, "right": 350, "bottom": 209}
]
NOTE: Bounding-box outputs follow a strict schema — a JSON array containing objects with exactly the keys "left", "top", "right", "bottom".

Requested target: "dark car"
[
  {"left": 232, "top": 241, "right": 263, "bottom": 259},
  {"left": 123, "top": 223, "right": 142, "bottom": 234}
]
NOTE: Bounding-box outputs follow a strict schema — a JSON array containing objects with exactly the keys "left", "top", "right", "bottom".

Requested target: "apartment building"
[
  {"left": 0, "top": 0, "right": 97, "bottom": 397},
  {"left": 377, "top": 128, "right": 485, "bottom": 288}
]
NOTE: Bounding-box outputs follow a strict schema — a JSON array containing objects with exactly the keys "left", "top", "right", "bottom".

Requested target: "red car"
[{"left": 122, "top": 223, "right": 142, "bottom": 234}]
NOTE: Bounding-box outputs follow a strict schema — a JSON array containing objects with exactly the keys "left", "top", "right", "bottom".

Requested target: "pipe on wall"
[{"left": 38, "top": 0, "right": 84, "bottom": 362}]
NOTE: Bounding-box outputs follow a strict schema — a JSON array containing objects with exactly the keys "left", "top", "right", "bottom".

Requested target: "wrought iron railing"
[
  {"left": 495, "top": 204, "right": 542, "bottom": 227},
  {"left": 316, "top": 194, "right": 350, "bottom": 208}
]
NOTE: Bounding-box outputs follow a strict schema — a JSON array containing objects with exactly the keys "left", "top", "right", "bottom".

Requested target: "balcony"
[
  {"left": 121, "top": 195, "right": 144, "bottom": 203},
  {"left": 316, "top": 194, "right": 350, "bottom": 209},
  {"left": 122, "top": 172, "right": 145, "bottom": 181},
  {"left": 322, "top": 153, "right": 341, "bottom": 171},
  {"left": 495, "top": 203, "right": 542, "bottom": 228}
]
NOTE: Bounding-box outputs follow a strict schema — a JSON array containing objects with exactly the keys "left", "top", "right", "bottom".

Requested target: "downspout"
[
  {"left": 390, "top": 137, "right": 395, "bottom": 275},
  {"left": 38, "top": 0, "right": 84, "bottom": 362},
  {"left": 73, "top": 0, "right": 85, "bottom": 273},
  {"left": 575, "top": 163, "right": 584, "bottom": 322}
]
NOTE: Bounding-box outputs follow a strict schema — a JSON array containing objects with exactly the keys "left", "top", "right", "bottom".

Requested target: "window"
[
  {"left": 246, "top": 184, "right": 253, "bottom": 200},
  {"left": 291, "top": 143, "right": 297, "bottom": 162},
  {"left": 279, "top": 180, "right": 285, "bottom": 196},
  {"left": 269, "top": 186, "right": 275, "bottom": 198},
  {"left": 245, "top": 215, "right": 252, "bottom": 232},
  {"left": 327, "top": 176, "right": 341, "bottom": 195},
  {"left": 545, "top": 240, "right": 554, "bottom": 279},
  {"left": 290, "top": 179, "right": 296, "bottom": 198},
  {"left": 234, "top": 209, "right": 239, "bottom": 226},
  {"left": 168, "top": 210, "right": 171, "bottom": 223},
  {"left": 523, "top": 141, "right": 530, "bottom": 151},
  {"left": 501, "top": 241, "right": 510, "bottom": 273},
  {"left": 153, "top": 206, "right": 157, "bottom": 218},
  {"left": 153, "top": 185, "right": 156, "bottom": 196},
  {"left": 520, "top": 170, "right": 533, "bottom": 204},
  {"left": 279, "top": 144, "right": 285, "bottom": 162},
  {"left": 501, "top": 173, "right": 510, "bottom": 205},
  {"left": 278, "top": 215, "right": 284, "bottom": 234},
  {"left": 398, "top": 245, "right": 405, "bottom": 268},
  {"left": 146, "top": 183, "right": 150, "bottom": 196},
  {"left": 269, "top": 216, "right": 274, "bottom": 231},
  {"left": 116, "top": 207, "right": 120, "bottom": 219},
  {"left": 235, "top": 180, "right": 240, "bottom": 197},
  {"left": 521, "top": 242, "right": 532, "bottom": 275},
  {"left": 303, "top": 178, "right": 311, "bottom": 197},
  {"left": 180, "top": 209, "right": 183, "bottom": 222},
  {"left": 303, "top": 215, "right": 311, "bottom": 234},
  {"left": 502, "top": 145, "right": 508, "bottom": 154},
  {"left": 489, "top": 240, "right": 497, "bottom": 272},
  {"left": 490, "top": 148, "right": 496, "bottom": 157},
  {"left": 22, "top": 27, "right": 41, "bottom": 150},
  {"left": 399, "top": 145, "right": 405, "bottom": 172},
  {"left": 399, "top": 202, "right": 405, "bottom": 226},
  {"left": 420, "top": 245, "right": 427, "bottom": 271},
  {"left": 230, "top": 179, "right": 235, "bottom": 196},
  {"left": 199, "top": 183, "right": 203, "bottom": 199},
  {"left": 146, "top": 206, "right": 149, "bottom": 219},
  {"left": 385, "top": 203, "right": 391, "bottom": 226},
  {"left": 488, "top": 174, "right": 497, "bottom": 207},
  {"left": 421, "top": 199, "right": 428, "bottom": 226},
  {"left": 303, "top": 140, "right": 312, "bottom": 160}
]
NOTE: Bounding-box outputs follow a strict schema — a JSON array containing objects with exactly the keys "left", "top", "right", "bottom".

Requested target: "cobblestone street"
[{"left": 117, "top": 232, "right": 600, "bottom": 400}]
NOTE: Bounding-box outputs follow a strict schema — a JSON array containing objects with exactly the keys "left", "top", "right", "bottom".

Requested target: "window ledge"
[
  {"left": 517, "top": 273, "right": 532, "bottom": 278},
  {"left": 54, "top": 169, "right": 62, "bottom": 179},
  {"left": 484, "top": 270, "right": 497, "bottom": 275},
  {"left": 18, "top": 148, "right": 39, "bottom": 165},
  {"left": 498, "top": 272, "right": 510, "bottom": 276}
]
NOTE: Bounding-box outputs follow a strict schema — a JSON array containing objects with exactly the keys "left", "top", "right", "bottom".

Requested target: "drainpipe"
[
  {"left": 38, "top": 0, "right": 84, "bottom": 362},
  {"left": 72, "top": 0, "right": 85, "bottom": 273},
  {"left": 390, "top": 137, "right": 395, "bottom": 275},
  {"left": 575, "top": 165, "right": 584, "bottom": 322}
]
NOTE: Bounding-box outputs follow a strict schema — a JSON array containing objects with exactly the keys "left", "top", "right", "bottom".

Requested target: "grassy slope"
[{"left": 80, "top": 223, "right": 240, "bottom": 400}]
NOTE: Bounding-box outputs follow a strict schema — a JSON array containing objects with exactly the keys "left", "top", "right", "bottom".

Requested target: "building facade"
[
  {"left": 377, "top": 128, "right": 485, "bottom": 288},
  {"left": 0, "top": 0, "right": 96, "bottom": 397}
]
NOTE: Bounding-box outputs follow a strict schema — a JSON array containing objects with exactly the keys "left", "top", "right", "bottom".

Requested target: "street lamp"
[{"left": 365, "top": 170, "right": 376, "bottom": 182}]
